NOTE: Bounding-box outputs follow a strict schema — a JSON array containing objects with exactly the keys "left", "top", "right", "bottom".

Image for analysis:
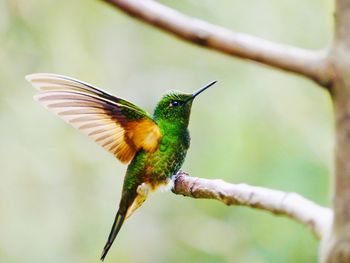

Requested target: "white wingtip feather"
[
  {"left": 25, "top": 73, "right": 55, "bottom": 82},
  {"left": 26, "top": 73, "right": 63, "bottom": 90}
]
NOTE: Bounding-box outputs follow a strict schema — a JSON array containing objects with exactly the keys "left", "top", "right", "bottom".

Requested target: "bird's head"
[{"left": 153, "top": 81, "right": 217, "bottom": 126}]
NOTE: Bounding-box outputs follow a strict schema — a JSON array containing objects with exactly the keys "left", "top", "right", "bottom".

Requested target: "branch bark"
[
  {"left": 172, "top": 172, "right": 332, "bottom": 240},
  {"left": 102, "top": 0, "right": 332, "bottom": 87},
  {"left": 323, "top": 1, "right": 350, "bottom": 262}
]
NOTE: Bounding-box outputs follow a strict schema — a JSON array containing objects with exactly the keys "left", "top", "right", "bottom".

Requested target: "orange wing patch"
[
  {"left": 126, "top": 119, "right": 161, "bottom": 153},
  {"left": 27, "top": 73, "right": 162, "bottom": 164}
]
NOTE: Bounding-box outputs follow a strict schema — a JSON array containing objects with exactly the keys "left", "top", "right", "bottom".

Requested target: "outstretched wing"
[{"left": 26, "top": 73, "right": 161, "bottom": 163}]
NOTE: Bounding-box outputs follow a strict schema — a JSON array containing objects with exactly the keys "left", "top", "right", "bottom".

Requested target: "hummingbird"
[{"left": 26, "top": 73, "right": 216, "bottom": 261}]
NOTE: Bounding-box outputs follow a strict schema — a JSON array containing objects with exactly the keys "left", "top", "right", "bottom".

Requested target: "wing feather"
[{"left": 27, "top": 73, "right": 162, "bottom": 163}]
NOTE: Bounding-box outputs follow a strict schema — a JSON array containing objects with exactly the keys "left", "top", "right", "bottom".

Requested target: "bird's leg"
[{"left": 137, "top": 182, "right": 151, "bottom": 196}]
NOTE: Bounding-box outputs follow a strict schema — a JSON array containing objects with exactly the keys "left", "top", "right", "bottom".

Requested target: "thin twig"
[
  {"left": 102, "top": 0, "right": 332, "bottom": 87},
  {"left": 172, "top": 172, "right": 332, "bottom": 239}
]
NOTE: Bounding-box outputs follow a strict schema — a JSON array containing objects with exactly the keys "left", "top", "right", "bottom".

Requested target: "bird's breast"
[
  {"left": 125, "top": 130, "right": 190, "bottom": 192},
  {"left": 144, "top": 134, "right": 189, "bottom": 188}
]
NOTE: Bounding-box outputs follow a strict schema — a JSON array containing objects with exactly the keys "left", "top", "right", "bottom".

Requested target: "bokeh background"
[{"left": 0, "top": 0, "right": 334, "bottom": 262}]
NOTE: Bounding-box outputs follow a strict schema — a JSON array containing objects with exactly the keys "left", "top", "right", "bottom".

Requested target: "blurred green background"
[{"left": 0, "top": 0, "right": 334, "bottom": 262}]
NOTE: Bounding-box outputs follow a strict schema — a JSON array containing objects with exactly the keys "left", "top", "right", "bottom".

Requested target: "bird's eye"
[{"left": 170, "top": 100, "right": 183, "bottom": 107}]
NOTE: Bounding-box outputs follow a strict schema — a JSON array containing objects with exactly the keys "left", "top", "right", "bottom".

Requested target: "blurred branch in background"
[
  {"left": 102, "top": 0, "right": 333, "bottom": 87},
  {"left": 173, "top": 172, "right": 332, "bottom": 239}
]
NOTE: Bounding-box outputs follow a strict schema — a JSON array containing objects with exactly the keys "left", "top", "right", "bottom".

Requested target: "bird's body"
[
  {"left": 112, "top": 121, "right": 190, "bottom": 251},
  {"left": 125, "top": 126, "right": 190, "bottom": 196},
  {"left": 120, "top": 127, "right": 190, "bottom": 217},
  {"left": 26, "top": 73, "right": 215, "bottom": 261}
]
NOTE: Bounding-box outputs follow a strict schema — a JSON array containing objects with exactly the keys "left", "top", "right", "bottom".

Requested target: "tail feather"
[
  {"left": 100, "top": 212, "right": 126, "bottom": 261},
  {"left": 100, "top": 184, "right": 150, "bottom": 261}
]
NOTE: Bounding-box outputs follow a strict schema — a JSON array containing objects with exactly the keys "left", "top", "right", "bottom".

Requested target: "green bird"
[{"left": 26, "top": 73, "right": 216, "bottom": 261}]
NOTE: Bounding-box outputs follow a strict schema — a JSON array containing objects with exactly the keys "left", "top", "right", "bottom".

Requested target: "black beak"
[{"left": 191, "top": 80, "right": 217, "bottom": 100}]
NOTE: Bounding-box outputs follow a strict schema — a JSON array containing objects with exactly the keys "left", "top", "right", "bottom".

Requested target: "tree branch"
[
  {"left": 172, "top": 172, "right": 332, "bottom": 239},
  {"left": 334, "top": 0, "right": 350, "bottom": 46},
  {"left": 321, "top": 1, "right": 350, "bottom": 262},
  {"left": 102, "top": 0, "right": 332, "bottom": 87}
]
